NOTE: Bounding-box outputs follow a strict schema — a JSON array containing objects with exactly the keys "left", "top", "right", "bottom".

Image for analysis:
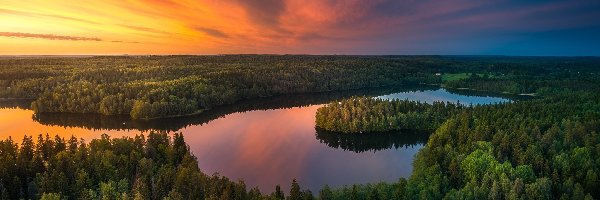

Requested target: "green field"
[
  {"left": 441, "top": 73, "right": 471, "bottom": 82},
  {"left": 441, "top": 73, "right": 499, "bottom": 82}
]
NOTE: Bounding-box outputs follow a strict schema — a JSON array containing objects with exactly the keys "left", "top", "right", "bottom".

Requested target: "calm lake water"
[{"left": 0, "top": 87, "right": 509, "bottom": 193}]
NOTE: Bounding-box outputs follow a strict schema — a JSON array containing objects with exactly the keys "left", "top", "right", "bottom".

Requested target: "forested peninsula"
[{"left": 315, "top": 97, "right": 463, "bottom": 133}]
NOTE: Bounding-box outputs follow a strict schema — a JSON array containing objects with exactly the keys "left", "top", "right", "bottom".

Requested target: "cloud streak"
[
  {"left": 117, "top": 24, "right": 172, "bottom": 35},
  {"left": 196, "top": 27, "right": 229, "bottom": 38},
  {"left": 0, "top": 8, "right": 100, "bottom": 25},
  {"left": 111, "top": 40, "right": 140, "bottom": 44},
  {"left": 0, "top": 32, "right": 102, "bottom": 41}
]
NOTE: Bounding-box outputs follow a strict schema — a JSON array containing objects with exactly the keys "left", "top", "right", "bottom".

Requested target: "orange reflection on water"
[
  {"left": 0, "top": 88, "right": 508, "bottom": 193},
  {"left": 0, "top": 103, "right": 423, "bottom": 193},
  {"left": 0, "top": 108, "right": 145, "bottom": 143},
  {"left": 181, "top": 105, "right": 322, "bottom": 189},
  {"left": 178, "top": 104, "right": 421, "bottom": 193},
  {"left": 0, "top": 105, "right": 420, "bottom": 193}
]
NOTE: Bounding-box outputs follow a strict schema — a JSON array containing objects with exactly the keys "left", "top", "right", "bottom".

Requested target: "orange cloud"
[
  {"left": 117, "top": 24, "right": 172, "bottom": 36},
  {"left": 0, "top": 8, "right": 100, "bottom": 25},
  {"left": 0, "top": 32, "right": 101, "bottom": 41}
]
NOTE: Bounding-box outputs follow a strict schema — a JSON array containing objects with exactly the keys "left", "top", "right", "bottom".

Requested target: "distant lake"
[{"left": 0, "top": 87, "right": 510, "bottom": 193}]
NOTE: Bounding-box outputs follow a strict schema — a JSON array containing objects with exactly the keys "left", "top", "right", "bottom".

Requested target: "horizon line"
[{"left": 1, "top": 54, "right": 599, "bottom": 57}]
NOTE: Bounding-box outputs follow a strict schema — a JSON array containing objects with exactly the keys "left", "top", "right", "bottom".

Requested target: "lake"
[{"left": 0, "top": 87, "right": 509, "bottom": 193}]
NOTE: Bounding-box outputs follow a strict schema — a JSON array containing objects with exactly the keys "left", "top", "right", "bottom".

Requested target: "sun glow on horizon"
[{"left": 1, "top": 1, "right": 255, "bottom": 54}]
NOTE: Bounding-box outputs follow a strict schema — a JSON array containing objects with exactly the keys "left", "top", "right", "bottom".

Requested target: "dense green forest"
[
  {"left": 3, "top": 55, "right": 597, "bottom": 119},
  {"left": 0, "top": 55, "right": 440, "bottom": 119},
  {"left": 311, "top": 58, "right": 600, "bottom": 199},
  {"left": 26, "top": 86, "right": 437, "bottom": 132},
  {"left": 0, "top": 133, "right": 320, "bottom": 200},
  {"left": 315, "top": 97, "right": 464, "bottom": 133},
  {"left": 403, "top": 83, "right": 600, "bottom": 199},
  {"left": 2, "top": 56, "right": 600, "bottom": 199}
]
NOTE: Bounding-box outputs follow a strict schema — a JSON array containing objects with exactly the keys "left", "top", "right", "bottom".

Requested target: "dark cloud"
[
  {"left": 312, "top": 1, "right": 600, "bottom": 40},
  {"left": 0, "top": 32, "right": 102, "bottom": 41},
  {"left": 0, "top": 8, "right": 100, "bottom": 25},
  {"left": 239, "top": 0, "right": 599, "bottom": 55},
  {"left": 231, "top": 0, "right": 287, "bottom": 31},
  {"left": 361, "top": 0, "right": 600, "bottom": 55},
  {"left": 196, "top": 27, "right": 229, "bottom": 38}
]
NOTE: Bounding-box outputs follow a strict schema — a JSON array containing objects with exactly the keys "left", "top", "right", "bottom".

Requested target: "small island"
[{"left": 315, "top": 97, "right": 463, "bottom": 133}]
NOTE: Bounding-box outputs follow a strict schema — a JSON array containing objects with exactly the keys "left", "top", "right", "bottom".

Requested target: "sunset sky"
[{"left": 1, "top": 0, "right": 599, "bottom": 55}]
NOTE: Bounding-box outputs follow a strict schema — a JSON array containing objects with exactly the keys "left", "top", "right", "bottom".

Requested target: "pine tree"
[
  {"left": 319, "top": 185, "right": 333, "bottom": 200},
  {"left": 289, "top": 179, "right": 302, "bottom": 200},
  {"left": 273, "top": 185, "right": 285, "bottom": 200}
]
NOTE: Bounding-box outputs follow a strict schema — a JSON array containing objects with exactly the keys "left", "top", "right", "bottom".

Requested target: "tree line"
[
  {"left": 0, "top": 55, "right": 441, "bottom": 119},
  {"left": 5, "top": 55, "right": 597, "bottom": 119}
]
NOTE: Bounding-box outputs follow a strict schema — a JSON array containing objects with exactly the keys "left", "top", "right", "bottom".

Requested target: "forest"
[
  {"left": 2, "top": 55, "right": 600, "bottom": 199},
  {"left": 28, "top": 86, "right": 436, "bottom": 132},
  {"left": 315, "top": 97, "right": 464, "bottom": 133},
  {"left": 0, "top": 55, "right": 440, "bottom": 119},
  {"left": 3, "top": 55, "right": 597, "bottom": 119},
  {"left": 312, "top": 58, "right": 600, "bottom": 199},
  {"left": 0, "top": 133, "right": 319, "bottom": 200},
  {"left": 313, "top": 90, "right": 600, "bottom": 199}
]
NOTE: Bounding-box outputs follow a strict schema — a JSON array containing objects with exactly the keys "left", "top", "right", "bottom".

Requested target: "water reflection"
[
  {"left": 179, "top": 105, "right": 423, "bottom": 193},
  {"left": 0, "top": 86, "right": 511, "bottom": 193},
  {"left": 443, "top": 88, "right": 536, "bottom": 101},
  {"left": 30, "top": 85, "right": 439, "bottom": 131},
  {"left": 379, "top": 88, "right": 511, "bottom": 105},
  {"left": 0, "top": 108, "right": 143, "bottom": 143},
  {"left": 315, "top": 129, "right": 429, "bottom": 153}
]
